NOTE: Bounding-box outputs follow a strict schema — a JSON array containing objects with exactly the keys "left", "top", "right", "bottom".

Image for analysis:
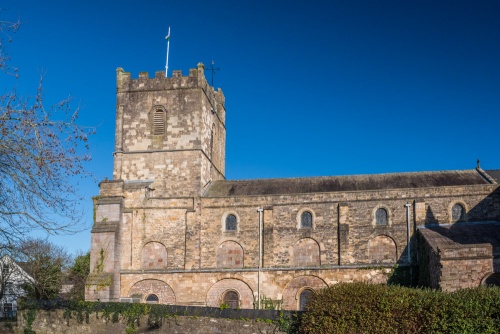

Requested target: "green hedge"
[{"left": 300, "top": 283, "right": 500, "bottom": 334}]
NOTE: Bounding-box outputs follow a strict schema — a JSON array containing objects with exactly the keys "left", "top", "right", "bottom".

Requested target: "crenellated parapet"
[{"left": 116, "top": 63, "right": 225, "bottom": 120}]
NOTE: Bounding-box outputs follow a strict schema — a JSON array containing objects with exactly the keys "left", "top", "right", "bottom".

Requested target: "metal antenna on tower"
[{"left": 207, "top": 60, "right": 220, "bottom": 87}]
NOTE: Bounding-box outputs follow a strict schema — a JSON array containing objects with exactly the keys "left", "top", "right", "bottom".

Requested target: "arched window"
[
  {"left": 223, "top": 290, "right": 239, "bottom": 309},
  {"left": 145, "top": 294, "right": 159, "bottom": 304},
  {"left": 452, "top": 203, "right": 465, "bottom": 222},
  {"left": 225, "top": 214, "right": 237, "bottom": 231},
  {"left": 153, "top": 109, "right": 166, "bottom": 135},
  {"left": 483, "top": 274, "right": 500, "bottom": 287},
  {"left": 299, "top": 289, "right": 313, "bottom": 311},
  {"left": 301, "top": 211, "right": 313, "bottom": 228},
  {"left": 376, "top": 208, "right": 388, "bottom": 225}
]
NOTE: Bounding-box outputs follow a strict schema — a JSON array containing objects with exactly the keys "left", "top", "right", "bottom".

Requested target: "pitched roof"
[
  {"left": 419, "top": 222, "right": 500, "bottom": 257},
  {"left": 204, "top": 169, "right": 492, "bottom": 197},
  {"left": 486, "top": 170, "right": 500, "bottom": 183}
]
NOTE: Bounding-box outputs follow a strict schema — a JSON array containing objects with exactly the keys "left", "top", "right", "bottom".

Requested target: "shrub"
[{"left": 300, "top": 283, "right": 500, "bottom": 334}]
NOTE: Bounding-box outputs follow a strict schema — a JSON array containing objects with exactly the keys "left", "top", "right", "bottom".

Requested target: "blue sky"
[{"left": 3, "top": 0, "right": 500, "bottom": 254}]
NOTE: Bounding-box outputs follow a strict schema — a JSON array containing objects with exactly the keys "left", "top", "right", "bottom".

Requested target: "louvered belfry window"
[{"left": 153, "top": 109, "right": 165, "bottom": 135}]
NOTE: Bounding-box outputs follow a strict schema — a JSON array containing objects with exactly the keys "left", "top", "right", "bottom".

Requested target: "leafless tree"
[
  {"left": 17, "top": 238, "right": 71, "bottom": 300},
  {"left": 0, "top": 15, "right": 94, "bottom": 245}
]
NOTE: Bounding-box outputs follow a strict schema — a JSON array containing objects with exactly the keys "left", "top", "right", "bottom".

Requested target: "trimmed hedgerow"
[{"left": 300, "top": 283, "right": 500, "bottom": 334}]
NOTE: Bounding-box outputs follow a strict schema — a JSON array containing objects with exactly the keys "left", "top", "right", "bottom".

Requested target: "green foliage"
[
  {"left": 276, "top": 311, "right": 301, "bottom": 334},
  {"left": 22, "top": 300, "right": 299, "bottom": 333},
  {"left": 23, "top": 308, "right": 36, "bottom": 334},
  {"left": 147, "top": 304, "right": 172, "bottom": 329},
  {"left": 66, "top": 252, "right": 90, "bottom": 301},
  {"left": 300, "top": 282, "right": 500, "bottom": 334},
  {"left": 387, "top": 264, "right": 415, "bottom": 286},
  {"left": 260, "top": 295, "right": 283, "bottom": 310}
]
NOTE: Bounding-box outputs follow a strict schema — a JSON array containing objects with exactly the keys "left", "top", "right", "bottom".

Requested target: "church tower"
[
  {"left": 86, "top": 64, "right": 226, "bottom": 301},
  {"left": 114, "top": 62, "right": 226, "bottom": 195}
]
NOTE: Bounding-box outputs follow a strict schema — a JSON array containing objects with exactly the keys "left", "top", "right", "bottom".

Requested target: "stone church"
[{"left": 86, "top": 63, "right": 500, "bottom": 310}]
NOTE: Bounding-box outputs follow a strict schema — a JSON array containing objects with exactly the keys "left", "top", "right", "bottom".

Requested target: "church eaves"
[{"left": 204, "top": 169, "right": 493, "bottom": 197}]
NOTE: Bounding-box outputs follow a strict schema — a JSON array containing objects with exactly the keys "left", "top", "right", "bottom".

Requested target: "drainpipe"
[
  {"left": 404, "top": 203, "right": 412, "bottom": 263},
  {"left": 257, "top": 207, "right": 263, "bottom": 309}
]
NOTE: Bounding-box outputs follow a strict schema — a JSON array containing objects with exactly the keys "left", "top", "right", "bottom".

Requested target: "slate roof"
[
  {"left": 486, "top": 170, "right": 500, "bottom": 183},
  {"left": 204, "top": 169, "right": 494, "bottom": 197},
  {"left": 419, "top": 222, "right": 500, "bottom": 257}
]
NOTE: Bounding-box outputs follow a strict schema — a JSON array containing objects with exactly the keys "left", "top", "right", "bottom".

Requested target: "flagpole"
[{"left": 165, "top": 26, "right": 170, "bottom": 78}]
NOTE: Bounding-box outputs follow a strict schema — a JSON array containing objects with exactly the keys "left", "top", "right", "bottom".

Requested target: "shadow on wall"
[{"left": 417, "top": 185, "right": 500, "bottom": 288}]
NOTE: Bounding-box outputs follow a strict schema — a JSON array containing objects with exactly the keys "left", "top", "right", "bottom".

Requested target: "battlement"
[{"left": 116, "top": 62, "right": 225, "bottom": 107}]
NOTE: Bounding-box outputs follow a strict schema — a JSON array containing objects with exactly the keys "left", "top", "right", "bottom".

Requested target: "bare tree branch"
[{"left": 0, "top": 14, "right": 94, "bottom": 244}]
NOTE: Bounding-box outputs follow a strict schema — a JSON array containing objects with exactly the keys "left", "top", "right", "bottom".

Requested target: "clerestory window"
[
  {"left": 376, "top": 208, "right": 388, "bottom": 225},
  {"left": 452, "top": 203, "right": 465, "bottom": 222},
  {"left": 301, "top": 211, "right": 313, "bottom": 228},
  {"left": 225, "top": 214, "right": 237, "bottom": 231}
]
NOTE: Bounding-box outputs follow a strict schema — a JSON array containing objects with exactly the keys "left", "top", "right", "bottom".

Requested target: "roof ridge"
[{"left": 221, "top": 169, "right": 477, "bottom": 183}]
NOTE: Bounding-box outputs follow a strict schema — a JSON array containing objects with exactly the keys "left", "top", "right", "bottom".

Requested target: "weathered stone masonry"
[{"left": 86, "top": 63, "right": 500, "bottom": 309}]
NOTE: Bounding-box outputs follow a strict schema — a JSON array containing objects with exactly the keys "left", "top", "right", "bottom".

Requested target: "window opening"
[
  {"left": 225, "top": 214, "right": 237, "bottom": 231},
  {"left": 145, "top": 294, "right": 159, "bottom": 304},
  {"left": 210, "top": 124, "right": 215, "bottom": 160},
  {"left": 153, "top": 109, "right": 165, "bottom": 135},
  {"left": 299, "top": 289, "right": 313, "bottom": 311},
  {"left": 226, "top": 215, "right": 236, "bottom": 231},
  {"left": 452, "top": 203, "right": 464, "bottom": 222},
  {"left": 223, "top": 290, "right": 239, "bottom": 309},
  {"left": 483, "top": 274, "right": 500, "bottom": 287},
  {"left": 2, "top": 303, "right": 14, "bottom": 318},
  {"left": 301, "top": 211, "right": 313, "bottom": 228},
  {"left": 376, "top": 208, "right": 388, "bottom": 225}
]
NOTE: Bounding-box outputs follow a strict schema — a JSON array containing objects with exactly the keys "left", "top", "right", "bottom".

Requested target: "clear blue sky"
[{"left": 3, "top": 0, "right": 500, "bottom": 254}]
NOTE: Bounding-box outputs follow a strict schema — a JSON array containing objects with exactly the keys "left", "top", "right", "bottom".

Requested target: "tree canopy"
[
  {"left": 18, "top": 237, "right": 71, "bottom": 300},
  {"left": 66, "top": 252, "right": 90, "bottom": 301}
]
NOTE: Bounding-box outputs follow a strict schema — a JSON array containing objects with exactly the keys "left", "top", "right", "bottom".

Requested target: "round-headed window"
[
  {"left": 301, "top": 211, "right": 313, "bottom": 228},
  {"left": 145, "top": 294, "right": 159, "bottom": 304},
  {"left": 299, "top": 289, "right": 313, "bottom": 311},
  {"left": 223, "top": 290, "right": 239, "bottom": 309},
  {"left": 376, "top": 208, "right": 388, "bottom": 225},
  {"left": 225, "top": 214, "right": 237, "bottom": 231},
  {"left": 452, "top": 203, "right": 465, "bottom": 222},
  {"left": 483, "top": 274, "right": 500, "bottom": 287}
]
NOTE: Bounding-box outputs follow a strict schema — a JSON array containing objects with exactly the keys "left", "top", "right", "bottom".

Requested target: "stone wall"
[
  {"left": 118, "top": 267, "right": 391, "bottom": 309},
  {"left": 16, "top": 309, "right": 286, "bottom": 334},
  {"left": 113, "top": 65, "right": 226, "bottom": 195},
  {"left": 86, "top": 62, "right": 500, "bottom": 305},
  {"left": 88, "top": 181, "right": 499, "bottom": 305},
  {"left": 418, "top": 224, "right": 499, "bottom": 291}
]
